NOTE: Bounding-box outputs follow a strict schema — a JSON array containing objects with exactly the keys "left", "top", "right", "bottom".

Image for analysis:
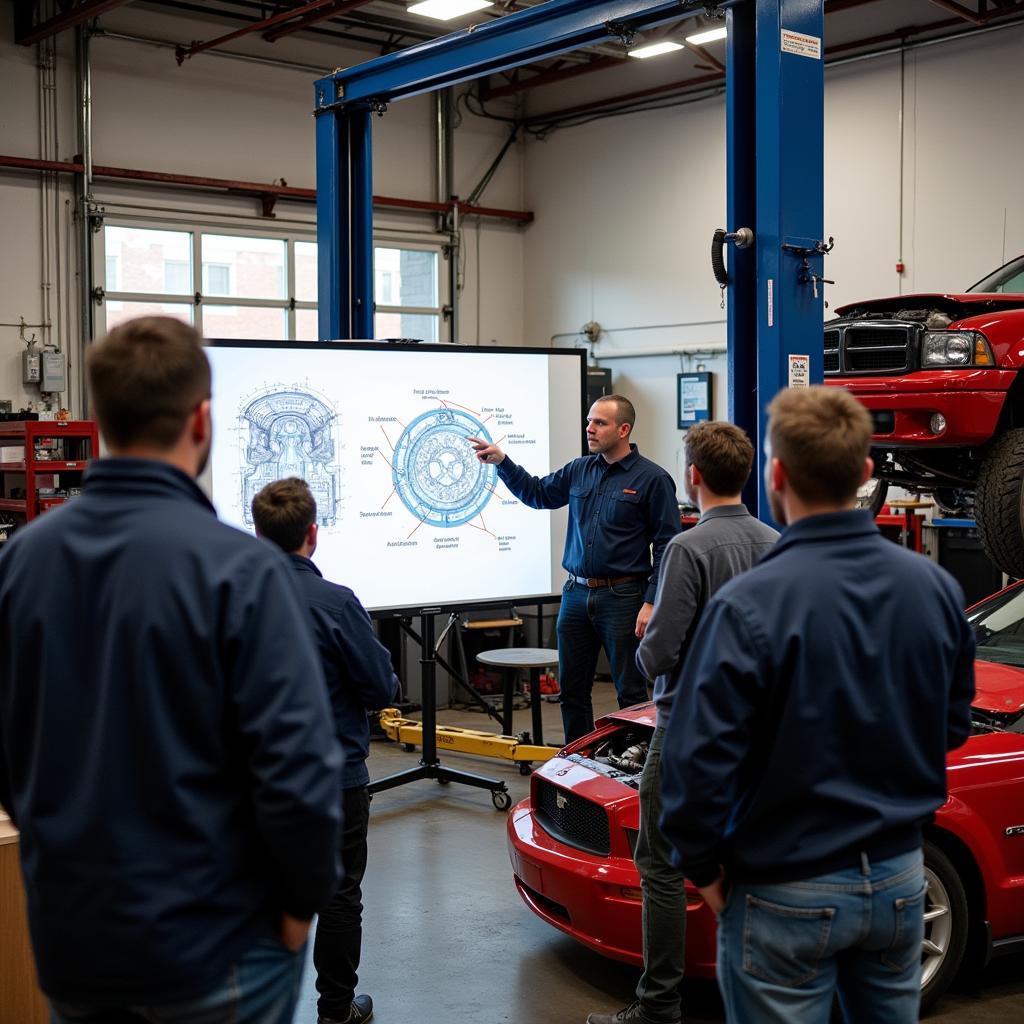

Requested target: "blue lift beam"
[{"left": 315, "top": 0, "right": 826, "bottom": 521}]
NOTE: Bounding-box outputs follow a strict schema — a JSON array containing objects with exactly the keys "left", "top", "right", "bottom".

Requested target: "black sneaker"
[
  {"left": 319, "top": 994, "right": 373, "bottom": 1024},
  {"left": 585, "top": 1000, "right": 679, "bottom": 1024}
]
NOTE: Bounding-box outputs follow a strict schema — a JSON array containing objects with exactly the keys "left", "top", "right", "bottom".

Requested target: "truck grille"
[
  {"left": 824, "top": 322, "right": 915, "bottom": 376},
  {"left": 535, "top": 778, "right": 611, "bottom": 856}
]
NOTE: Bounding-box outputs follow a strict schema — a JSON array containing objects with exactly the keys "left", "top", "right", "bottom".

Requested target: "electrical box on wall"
[
  {"left": 22, "top": 350, "right": 41, "bottom": 385},
  {"left": 41, "top": 351, "right": 67, "bottom": 393}
]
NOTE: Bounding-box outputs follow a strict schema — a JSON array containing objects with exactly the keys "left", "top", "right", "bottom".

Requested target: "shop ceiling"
[{"left": 13, "top": 0, "right": 1024, "bottom": 111}]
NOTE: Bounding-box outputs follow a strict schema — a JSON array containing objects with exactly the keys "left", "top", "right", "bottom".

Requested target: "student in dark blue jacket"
[
  {"left": 659, "top": 386, "right": 975, "bottom": 1024},
  {"left": 0, "top": 318, "right": 343, "bottom": 1024},
  {"left": 252, "top": 477, "right": 398, "bottom": 1024}
]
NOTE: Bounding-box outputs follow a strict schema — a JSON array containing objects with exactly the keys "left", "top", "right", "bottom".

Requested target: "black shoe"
[
  {"left": 585, "top": 1000, "right": 680, "bottom": 1024},
  {"left": 319, "top": 994, "right": 373, "bottom": 1024}
]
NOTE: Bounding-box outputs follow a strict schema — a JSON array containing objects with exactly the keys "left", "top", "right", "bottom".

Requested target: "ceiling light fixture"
[
  {"left": 685, "top": 26, "right": 728, "bottom": 45},
  {"left": 408, "top": 0, "right": 493, "bottom": 20},
  {"left": 628, "top": 41, "right": 685, "bottom": 59}
]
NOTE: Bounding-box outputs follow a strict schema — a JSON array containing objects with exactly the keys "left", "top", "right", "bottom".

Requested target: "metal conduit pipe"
[{"left": 76, "top": 26, "right": 94, "bottom": 418}]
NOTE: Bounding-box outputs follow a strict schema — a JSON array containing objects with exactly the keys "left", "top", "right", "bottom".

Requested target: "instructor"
[{"left": 470, "top": 395, "right": 679, "bottom": 742}]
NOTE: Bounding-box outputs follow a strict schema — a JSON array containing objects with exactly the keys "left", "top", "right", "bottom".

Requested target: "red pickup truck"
[{"left": 825, "top": 255, "right": 1024, "bottom": 577}]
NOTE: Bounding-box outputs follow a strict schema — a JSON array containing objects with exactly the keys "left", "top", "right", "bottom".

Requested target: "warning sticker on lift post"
[
  {"left": 781, "top": 29, "right": 822, "bottom": 60},
  {"left": 788, "top": 355, "right": 810, "bottom": 388}
]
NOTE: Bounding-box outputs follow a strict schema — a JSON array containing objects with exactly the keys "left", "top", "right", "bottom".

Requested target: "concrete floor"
[{"left": 292, "top": 682, "right": 1024, "bottom": 1024}]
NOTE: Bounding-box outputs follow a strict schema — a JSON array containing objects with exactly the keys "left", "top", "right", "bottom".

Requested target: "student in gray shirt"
[{"left": 587, "top": 421, "right": 778, "bottom": 1024}]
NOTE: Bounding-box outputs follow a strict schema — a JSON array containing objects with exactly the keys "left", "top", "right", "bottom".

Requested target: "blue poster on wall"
[{"left": 677, "top": 372, "right": 712, "bottom": 429}]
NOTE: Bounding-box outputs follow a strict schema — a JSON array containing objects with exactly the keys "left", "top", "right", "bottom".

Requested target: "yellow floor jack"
[{"left": 377, "top": 707, "right": 557, "bottom": 779}]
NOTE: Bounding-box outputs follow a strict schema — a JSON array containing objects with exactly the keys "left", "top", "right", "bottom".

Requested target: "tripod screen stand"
[{"left": 368, "top": 612, "right": 511, "bottom": 810}]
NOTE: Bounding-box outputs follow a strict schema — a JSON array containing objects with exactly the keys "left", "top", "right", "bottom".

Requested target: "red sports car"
[{"left": 508, "top": 582, "right": 1024, "bottom": 1011}]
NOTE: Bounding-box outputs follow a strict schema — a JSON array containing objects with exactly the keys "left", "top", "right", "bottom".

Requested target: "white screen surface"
[{"left": 204, "top": 342, "right": 585, "bottom": 613}]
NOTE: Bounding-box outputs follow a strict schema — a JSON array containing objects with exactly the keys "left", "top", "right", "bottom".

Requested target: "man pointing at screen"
[{"left": 470, "top": 395, "right": 679, "bottom": 742}]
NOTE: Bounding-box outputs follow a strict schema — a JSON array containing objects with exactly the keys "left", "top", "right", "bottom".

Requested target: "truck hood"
[{"left": 834, "top": 292, "right": 1024, "bottom": 320}]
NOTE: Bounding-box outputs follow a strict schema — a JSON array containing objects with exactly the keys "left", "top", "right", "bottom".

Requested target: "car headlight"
[{"left": 921, "top": 331, "right": 995, "bottom": 368}]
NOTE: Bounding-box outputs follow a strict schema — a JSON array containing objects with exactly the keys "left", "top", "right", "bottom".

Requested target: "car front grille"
[
  {"left": 535, "top": 778, "right": 611, "bottom": 856},
  {"left": 824, "top": 322, "right": 915, "bottom": 376}
]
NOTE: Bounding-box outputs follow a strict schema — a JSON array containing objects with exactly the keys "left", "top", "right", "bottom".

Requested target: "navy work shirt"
[
  {"left": 659, "top": 509, "right": 976, "bottom": 888},
  {"left": 496, "top": 444, "right": 679, "bottom": 603},
  {"left": 286, "top": 554, "right": 398, "bottom": 789},
  {"left": 0, "top": 459, "right": 343, "bottom": 1005}
]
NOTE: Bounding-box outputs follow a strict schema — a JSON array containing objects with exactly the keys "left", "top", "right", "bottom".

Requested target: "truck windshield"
[{"left": 968, "top": 255, "right": 1024, "bottom": 294}]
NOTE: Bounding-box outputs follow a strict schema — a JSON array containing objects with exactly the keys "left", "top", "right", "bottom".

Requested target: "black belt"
[{"left": 569, "top": 574, "right": 643, "bottom": 589}]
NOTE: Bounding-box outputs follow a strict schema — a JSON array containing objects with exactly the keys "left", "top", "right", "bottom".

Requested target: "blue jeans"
[
  {"left": 556, "top": 577, "right": 649, "bottom": 743},
  {"left": 716, "top": 849, "right": 926, "bottom": 1024},
  {"left": 50, "top": 936, "right": 305, "bottom": 1024}
]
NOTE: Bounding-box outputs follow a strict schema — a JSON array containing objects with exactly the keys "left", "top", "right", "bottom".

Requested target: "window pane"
[
  {"left": 295, "top": 308, "right": 320, "bottom": 341},
  {"left": 105, "top": 301, "right": 194, "bottom": 331},
  {"left": 202, "top": 234, "right": 286, "bottom": 300},
  {"left": 295, "top": 241, "right": 318, "bottom": 302},
  {"left": 105, "top": 226, "right": 192, "bottom": 294},
  {"left": 374, "top": 248, "right": 438, "bottom": 308},
  {"left": 203, "top": 305, "right": 287, "bottom": 340},
  {"left": 374, "top": 311, "right": 439, "bottom": 343}
]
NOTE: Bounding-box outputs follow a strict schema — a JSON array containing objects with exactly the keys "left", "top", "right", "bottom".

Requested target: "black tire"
[
  {"left": 856, "top": 477, "right": 888, "bottom": 517},
  {"left": 975, "top": 429, "right": 1024, "bottom": 577},
  {"left": 920, "top": 840, "right": 970, "bottom": 1015},
  {"left": 492, "top": 789, "right": 511, "bottom": 811}
]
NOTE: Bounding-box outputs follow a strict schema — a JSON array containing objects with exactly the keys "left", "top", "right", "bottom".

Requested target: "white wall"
[
  {"left": 521, "top": 23, "right": 1024, "bottom": 489},
  {"left": 0, "top": 0, "right": 528, "bottom": 414}
]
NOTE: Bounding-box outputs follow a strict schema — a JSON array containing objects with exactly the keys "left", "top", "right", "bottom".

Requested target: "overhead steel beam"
[
  {"left": 176, "top": 0, "right": 339, "bottom": 63},
  {"left": 927, "top": 0, "right": 986, "bottom": 23},
  {"left": 16, "top": 0, "right": 131, "bottom": 45},
  {"left": 263, "top": 0, "right": 373, "bottom": 42},
  {"left": 315, "top": 0, "right": 740, "bottom": 110},
  {"left": 480, "top": 54, "right": 626, "bottom": 100}
]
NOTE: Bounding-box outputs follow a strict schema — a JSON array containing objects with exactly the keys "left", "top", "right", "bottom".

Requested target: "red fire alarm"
[{"left": 896, "top": 260, "right": 906, "bottom": 274}]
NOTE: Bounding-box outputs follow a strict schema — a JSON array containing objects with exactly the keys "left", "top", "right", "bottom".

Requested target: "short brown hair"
[
  {"left": 597, "top": 394, "right": 636, "bottom": 433},
  {"left": 767, "top": 386, "right": 872, "bottom": 504},
  {"left": 251, "top": 477, "right": 317, "bottom": 553},
  {"left": 87, "top": 317, "right": 211, "bottom": 450},
  {"left": 684, "top": 421, "right": 754, "bottom": 496}
]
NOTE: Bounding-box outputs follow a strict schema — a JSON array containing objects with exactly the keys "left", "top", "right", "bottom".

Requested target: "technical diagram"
[
  {"left": 391, "top": 407, "right": 497, "bottom": 528},
  {"left": 239, "top": 388, "right": 340, "bottom": 526}
]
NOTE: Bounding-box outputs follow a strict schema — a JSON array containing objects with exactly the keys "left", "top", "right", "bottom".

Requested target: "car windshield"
[
  {"left": 968, "top": 255, "right": 1024, "bottom": 293},
  {"left": 966, "top": 584, "right": 1024, "bottom": 732}
]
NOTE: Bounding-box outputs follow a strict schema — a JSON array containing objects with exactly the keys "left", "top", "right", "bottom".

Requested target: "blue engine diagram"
[
  {"left": 392, "top": 408, "right": 496, "bottom": 528},
  {"left": 239, "top": 388, "right": 340, "bottom": 526}
]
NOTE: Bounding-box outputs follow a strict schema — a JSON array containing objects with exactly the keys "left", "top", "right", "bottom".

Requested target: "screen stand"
[{"left": 368, "top": 612, "right": 511, "bottom": 810}]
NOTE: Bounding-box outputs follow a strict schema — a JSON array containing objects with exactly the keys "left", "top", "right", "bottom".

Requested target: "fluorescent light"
[
  {"left": 408, "top": 0, "right": 493, "bottom": 20},
  {"left": 685, "top": 26, "right": 728, "bottom": 45},
  {"left": 628, "top": 41, "right": 685, "bottom": 60}
]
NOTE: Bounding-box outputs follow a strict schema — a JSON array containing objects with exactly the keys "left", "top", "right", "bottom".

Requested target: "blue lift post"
[{"left": 314, "top": 0, "right": 826, "bottom": 515}]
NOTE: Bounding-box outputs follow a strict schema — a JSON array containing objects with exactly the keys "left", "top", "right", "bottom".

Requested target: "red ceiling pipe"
[
  {"left": 17, "top": 0, "right": 132, "bottom": 46},
  {"left": 263, "top": 0, "right": 375, "bottom": 43},
  {"left": 481, "top": 55, "right": 626, "bottom": 100},
  {"left": 0, "top": 153, "right": 533, "bottom": 223},
  {"left": 175, "top": 0, "right": 340, "bottom": 64}
]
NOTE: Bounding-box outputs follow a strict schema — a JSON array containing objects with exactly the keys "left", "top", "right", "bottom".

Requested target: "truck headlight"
[{"left": 921, "top": 331, "right": 994, "bottom": 367}]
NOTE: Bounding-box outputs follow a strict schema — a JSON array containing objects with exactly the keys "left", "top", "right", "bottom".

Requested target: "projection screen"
[{"left": 204, "top": 341, "right": 587, "bottom": 615}]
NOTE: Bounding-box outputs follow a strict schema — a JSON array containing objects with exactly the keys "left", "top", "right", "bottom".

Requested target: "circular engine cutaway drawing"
[
  {"left": 240, "top": 388, "right": 340, "bottom": 527},
  {"left": 393, "top": 408, "right": 496, "bottom": 528}
]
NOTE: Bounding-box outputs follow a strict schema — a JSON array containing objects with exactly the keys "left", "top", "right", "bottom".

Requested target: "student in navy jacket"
[
  {"left": 659, "top": 387, "right": 975, "bottom": 1024},
  {"left": 253, "top": 477, "right": 398, "bottom": 1024},
  {"left": 0, "top": 318, "right": 343, "bottom": 1024}
]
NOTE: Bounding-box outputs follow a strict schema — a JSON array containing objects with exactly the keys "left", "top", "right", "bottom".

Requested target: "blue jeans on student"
[
  {"left": 716, "top": 848, "right": 926, "bottom": 1024},
  {"left": 556, "top": 576, "right": 649, "bottom": 743},
  {"left": 49, "top": 936, "right": 305, "bottom": 1024}
]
